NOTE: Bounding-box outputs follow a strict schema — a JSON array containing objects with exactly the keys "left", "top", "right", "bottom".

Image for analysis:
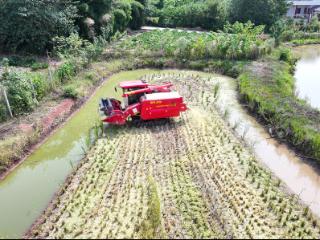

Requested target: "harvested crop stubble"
[{"left": 28, "top": 72, "right": 320, "bottom": 239}]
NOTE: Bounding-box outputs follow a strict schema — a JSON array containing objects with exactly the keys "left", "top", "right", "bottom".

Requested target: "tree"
[
  {"left": 230, "top": 0, "right": 288, "bottom": 29},
  {"left": 201, "top": 0, "right": 227, "bottom": 30},
  {"left": 129, "top": 0, "right": 146, "bottom": 30},
  {"left": 75, "top": 0, "right": 113, "bottom": 40},
  {"left": 0, "top": 0, "right": 77, "bottom": 54}
]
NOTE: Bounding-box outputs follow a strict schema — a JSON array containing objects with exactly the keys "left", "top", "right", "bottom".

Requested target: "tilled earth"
[{"left": 27, "top": 72, "right": 320, "bottom": 239}]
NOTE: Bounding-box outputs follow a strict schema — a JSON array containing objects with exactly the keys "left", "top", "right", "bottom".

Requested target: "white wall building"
[{"left": 287, "top": 0, "right": 320, "bottom": 22}]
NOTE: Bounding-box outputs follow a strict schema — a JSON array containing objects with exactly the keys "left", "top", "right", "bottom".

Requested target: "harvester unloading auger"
[{"left": 99, "top": 80, "right": 187, "bottom": 125}]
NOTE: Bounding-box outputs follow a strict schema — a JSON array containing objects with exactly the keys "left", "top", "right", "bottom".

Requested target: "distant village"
[{"left": 287, "top": 0, "right": 320, "bottom": 21}]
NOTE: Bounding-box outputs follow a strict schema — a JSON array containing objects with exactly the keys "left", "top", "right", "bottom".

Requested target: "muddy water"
[
  {"left": 1, "top": 69, "right": 320, "bottom": 238},
  {"left": 214, "top": 74, "right": 320, "bottom": 218},
  {"left": 0, "top": 69, "right": 162, "bottom": 238},
  {"left": 294, "top": 45, "right": 320, "bottom": 109}
]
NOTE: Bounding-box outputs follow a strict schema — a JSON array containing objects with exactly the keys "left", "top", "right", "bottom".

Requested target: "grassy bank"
[
  {"left": 290, "top": 38, "right": 320, "bottom": 46},
  {"left": 238, "top": 55, "right": 320, "bottom": 162}
]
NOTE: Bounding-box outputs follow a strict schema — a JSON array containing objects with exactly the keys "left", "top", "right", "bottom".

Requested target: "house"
[{"left": 287, "top": 0, "right": 320, "bottom": 22}]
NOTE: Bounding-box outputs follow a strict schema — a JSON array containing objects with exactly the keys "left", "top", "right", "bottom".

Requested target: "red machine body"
[{"left": 99, "top": 80, "right": 187, "bottom": 125}]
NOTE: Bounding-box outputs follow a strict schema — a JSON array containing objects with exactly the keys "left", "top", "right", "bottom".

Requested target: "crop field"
[
  {"left": 111, "top": 27, "right": 273, "bottom": 61},
  {"left": 28, "top": 72, "right": 320, "bottom": 239}
]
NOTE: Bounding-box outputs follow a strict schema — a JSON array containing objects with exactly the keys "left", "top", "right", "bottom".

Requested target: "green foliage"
[
  {"left": 0, "top": 56, "right": 49, "bottom": 69},
  {"left": 76, "top": 0, "right": 112, "bottom": 40},
  {"left": 291, "top": 38, "right": 320, "bottom": 45},
  {"left": 76, "top": 0, "right": 146, "bottom": 40},
  {"left": 0, "top": 103, "right": 8, "bottom": 122},
  {"left": 1, "top": 71, "right": 38, "bottom": 115},
  {"left": 129, "top": 0, "right": 145, "bottom": 30},
  {"left": 63, "top": 85, "right": 79, "bottom": 99},
  {"left": 215, "top": 22, "right": 269, "bottom": 60},
  {"left": 278, "top": 47, "right": 296, "bottom": 66},
  {"left": 53, "top": 33, "right": 105, "bottom": 67},
  {"left": 0, "top": 66, "right": 48, "bottom": 120},
  {"left": 270, "top": 19, "right": 287, "bottom": 46},
  {"left": 113, "top": 0, "right": 132, "bottom": 32},
  {"left": 308, "top": 16, "right": 320, "bottom": 32},
  {"left": 0, "top": 0, "right": 77, "bottom": 54},
  {"left": 118, "top": 23, "right": 272, "bottom": 61},
  {"left": 30, "top": 73, "right": 47, "bottom": 100},
  {"left": 147, "top": 0, "right": 228, "bottom": 30},
  {"left": 56, "top": 62, "right": 77, "bottom": 83},
  {"left": 53, "top": 34, "right": 90, "bottom": 57},
  {"left": 31, "top": 62, "right": 49, "bottom": 71},
  {"left": 270, "top": 17, "right": 320, "bottom": 45},
  {"left": 230, "top": 0, "right": 288, "bottom": 29}
]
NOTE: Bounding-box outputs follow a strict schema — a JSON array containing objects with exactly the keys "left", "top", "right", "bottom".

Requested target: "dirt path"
[{"left": 27, "top": 73, "right": 320, "bottom": 239}]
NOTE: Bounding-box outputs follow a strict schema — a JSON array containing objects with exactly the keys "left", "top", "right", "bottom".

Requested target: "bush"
[
  {"left": 279, "top": 48, "right": 291, "bottom": 62},
  {"left": 308, "top": 16, "right": 320, "bottom": 32},
  {"left": 63, "top": 85, "right": 79, "bottom": 99},
  {"left": 56, "top": 62, "right": 77, "bottom": 83},
  {"left": 278, "top": 48, "right": 296, "bottom": 66},
  {"left": 53, "top": 34, "right": 105, "bottom": 66},
  {"left": 30, "top": 74, "right": 47, "bottom": 100},
  {"left": 1, "top": 71, "right": 38, "bottom": 115}
]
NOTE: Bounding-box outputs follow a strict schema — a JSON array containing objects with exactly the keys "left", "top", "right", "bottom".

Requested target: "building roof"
[{"left": 288, "top": 0, "right": 320, "bottom": 6}]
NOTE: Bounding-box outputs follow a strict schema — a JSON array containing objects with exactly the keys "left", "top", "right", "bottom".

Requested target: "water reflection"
[{"left": 294, "top": 45, "right": 320, "bottom": 109}]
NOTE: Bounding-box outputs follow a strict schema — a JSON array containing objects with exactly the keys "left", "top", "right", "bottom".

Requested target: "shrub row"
[{"left": 0, "top": 56, "right": 49, "bottom": 70}]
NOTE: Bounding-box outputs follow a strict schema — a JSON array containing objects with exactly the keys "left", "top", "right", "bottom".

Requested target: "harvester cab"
[
  {"left": 119, "top": 80, "right": 149, "bottom": 107},
  {"left": 100, "top": 80, "right": 187, "bottom": 125}
]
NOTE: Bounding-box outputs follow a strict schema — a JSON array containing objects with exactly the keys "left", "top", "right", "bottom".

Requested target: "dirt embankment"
[
  {"left": 27, "top": 73, "right": 320, "bottom": 239},
  {"left": 0, "top": 98, "right": 76, "bottom": 180}
]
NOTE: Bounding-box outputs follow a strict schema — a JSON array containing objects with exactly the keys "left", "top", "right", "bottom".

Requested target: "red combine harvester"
[{"left": 99, "top": 80, "right": 187, "bottom": 125}]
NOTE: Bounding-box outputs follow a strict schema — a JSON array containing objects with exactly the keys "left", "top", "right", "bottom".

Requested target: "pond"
[{"left": 294, "top": 45, "right": 320, "bottom": 109}]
